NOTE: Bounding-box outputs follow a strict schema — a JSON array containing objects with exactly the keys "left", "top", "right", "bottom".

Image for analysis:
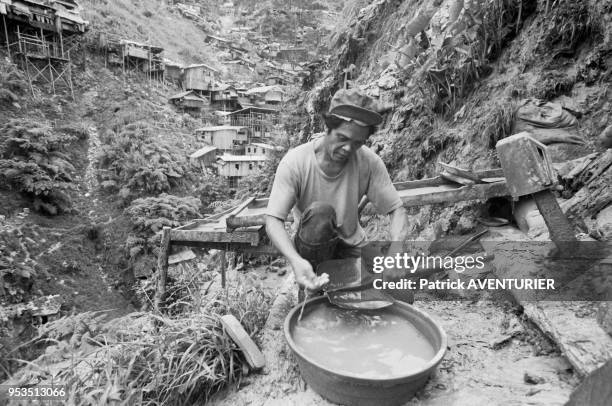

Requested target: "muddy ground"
[{"left": 209, "top": 265, "right": 579, "bottom": 406}]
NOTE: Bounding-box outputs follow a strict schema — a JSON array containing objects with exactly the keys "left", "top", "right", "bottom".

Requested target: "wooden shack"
[
  {"left": 121, "top": 40, "right": 164, "bottom": 80},
  {"left": 0, "top": 0, "right": 88, "bottom": 96},
  {"left": 210, "top": 83, "right": 241, "bottom": 111},
  {"left": 228, "top": 107, "right": 279, "bottom": 139},
  {"left": 169, "top": 90, "right": 209, "bottom": 111},
  {"left": 183, "top": 63, "right": 219, "bottom": 92},
  {"left": 189, "top": 145, "right": 217, "bottom": 169},
  {"left": 195, "top": 126, "right": 249, "bottom": 152},
  {"left": 276, "top": 47, "right": 308, "bottom": 63},
  {"left": 265, "top": 75, "right": 286, "bottom": 86},
  {"left": 217, "top": 154, "right": 268, "bottom": 188},
  {"left": 245, "top": 142, "right": 282, "bottom": 157},
  {"left": 244, "top": 85, "right": 284, "bottom": 107}
]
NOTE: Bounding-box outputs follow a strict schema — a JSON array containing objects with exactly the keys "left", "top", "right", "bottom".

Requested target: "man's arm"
[{"left": 265, "top": 215, "right": 329, "bottom": 291}]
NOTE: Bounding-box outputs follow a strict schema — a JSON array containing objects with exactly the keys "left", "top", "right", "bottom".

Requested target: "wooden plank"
[
  {"left": 170, "top": 241, "right": 281, "bottom": 255},
  {"left": 170, "top": 228, "right": 263, "bottom": 246},
  {"left": 438, "top": 162, "right": 481, "bottom": 182},
  {"left": 168, "top": 249, "right": 196, "bottom": 265},
  {"left": 440, "top": 170, "right": 476, "bottom": 186},
  {"left": 399, "top": 181, "right": 509, "bottom": 207},
  {"left": 220, "top": 314, "right": 266, "bottom": 370},
  {"left": 523, "top": 302, "right": 612, "bottom": 377},
  {"left": 481, "top": 228, "right": 612, "bottom": 377}
]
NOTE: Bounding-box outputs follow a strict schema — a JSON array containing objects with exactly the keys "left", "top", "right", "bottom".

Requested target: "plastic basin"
[{"left": 284, "top": 296, "right": 447, "bottom": 406}]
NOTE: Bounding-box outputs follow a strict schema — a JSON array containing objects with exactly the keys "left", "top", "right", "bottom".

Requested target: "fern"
[
  {"left": 96, "top": 122, "right": 191, "bottom": 203},
  {"left": 0, "top": 119, "right": 79, "bottom": 214},
  {"left": 124, "top": 194, "right": 201, "bottom": 268}
]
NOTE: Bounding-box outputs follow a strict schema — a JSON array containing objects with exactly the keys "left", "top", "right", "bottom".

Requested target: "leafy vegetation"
[
  {"left": 124, "top": 193, "right": 201, "bottom": 278},
  {"left": 0, "top": 119, "right": 82, "bottom": 215},
  {"left": 0, "top": 61, "right": 28, "bottom": 106},
  {"left": 7, "top": 283, "right": 271, "bottom": 405},
  {"left": 96, "top": 122, "right": 191, "bottom": 203}
]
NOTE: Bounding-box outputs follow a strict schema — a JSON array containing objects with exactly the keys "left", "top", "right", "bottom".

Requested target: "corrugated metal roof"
[
  {"left": 217, "top": 154, "right": 268, "bottom": 162},
  {"left": 169, "top": 90, "right": 199, "bottom": 100},
  {"left": 249, "top": 142, "right": 279, "bottom": 150},
  {"left": 228, "top": 106, "right": 277, "bottom": 115},
  {"left": 245, "top": 85, "right": 284, "bottom": 95},
  {"left": 184, "top": 63, "right": 219, "bottom": 72},
  {"left": 195, "top": 125, "right": 247, "bottom": 132},
  {"left": 190, "top": 145, "right": 217, "bottom": 159}
]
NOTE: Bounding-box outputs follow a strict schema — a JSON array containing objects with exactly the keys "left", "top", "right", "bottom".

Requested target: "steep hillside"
[
  {"left": 81, "top": 0, "right": 221, "bottom": 65},
  {"left": 302, "top": 0, "right": 611, "bottom": 239}
]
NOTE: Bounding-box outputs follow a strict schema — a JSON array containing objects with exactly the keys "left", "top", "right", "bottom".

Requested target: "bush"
[
  {"left": 96, "top": 122, "right": 191, "bottom": 202},
  {"left": 0, "top": 61, "right": 28, "bottom": 106},
  {"left": 0, "top": 119, "right": 78, "bottom": 214},
  {"left": 195, "top": 168, "right": 233, "bottom": 213},
  {"left": 124, "top": 193, "right": 201, "bottom": 271}
]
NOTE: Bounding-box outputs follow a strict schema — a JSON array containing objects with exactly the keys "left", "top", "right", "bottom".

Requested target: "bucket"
[{"left": 284, "top": 297, "right": 447, "bottom": 406}]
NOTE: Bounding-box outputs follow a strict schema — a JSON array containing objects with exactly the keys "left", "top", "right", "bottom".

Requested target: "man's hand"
[{"left": 291, "top": 256, "right": 329, "bottom": 292}]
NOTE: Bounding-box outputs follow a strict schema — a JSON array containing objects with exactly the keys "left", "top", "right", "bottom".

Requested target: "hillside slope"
[{"left": 301, "top": 0, "right": 611, "bottom": 239}]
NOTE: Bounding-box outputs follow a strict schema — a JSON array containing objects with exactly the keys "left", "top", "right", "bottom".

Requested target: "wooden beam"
[
  {"left": 154, "top": 227, "right": 172, "bottom": 310},
  {"left": 170, "top": 228, "right": 263, "bottom": 246},
  {"left": 3, "top": 15, "right": 10, "bottom": 58},
  {"left": 399, "top": 181, "right": 509, "bottom": 207}
]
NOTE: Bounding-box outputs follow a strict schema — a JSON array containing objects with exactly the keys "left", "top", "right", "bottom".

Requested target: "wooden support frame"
[{"left": 154, "top": 227, "right": 172, "bottom": 310}]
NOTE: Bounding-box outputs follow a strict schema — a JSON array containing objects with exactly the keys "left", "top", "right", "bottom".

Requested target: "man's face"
[{"left": 325, "top": 121, "right": 370, "bottom": 164}]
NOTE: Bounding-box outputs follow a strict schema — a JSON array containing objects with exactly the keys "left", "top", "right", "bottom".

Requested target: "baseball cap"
[{"left": 329, "top": 88, "right": 383, "bottom": 126}]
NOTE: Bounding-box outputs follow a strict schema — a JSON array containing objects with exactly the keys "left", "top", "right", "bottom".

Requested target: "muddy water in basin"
[{"left": 293, "top": 301, "right": 436, "bottom": 379}]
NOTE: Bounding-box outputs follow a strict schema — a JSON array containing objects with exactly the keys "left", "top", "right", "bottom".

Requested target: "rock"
[
  {"left": 599, "top": 125, "right": 612, "bottom": 149},
  {"left": 566, "top": 359, "right": 612, "bottom": 406},
  {"left": 597, "top": 302, "right": 612, "bottom": 337},
  {"left": 595, "top": 205, "right": 612, "bottom": 239},
  {"left": 377, "top": 74, "right": 397, "bottom": 90},
  {"left": 524, "top": 372, "right": 546, "bottom": 385}
]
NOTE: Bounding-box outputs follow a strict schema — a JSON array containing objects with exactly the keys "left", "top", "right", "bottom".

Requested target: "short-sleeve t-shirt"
[{"left": 266, "top": 140, "right": 403, "bottom": 246}]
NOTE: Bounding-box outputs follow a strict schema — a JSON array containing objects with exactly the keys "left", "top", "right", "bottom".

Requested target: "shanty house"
[
  {"left": 210, "top": 83, "right": 241, "bottom": 111},
  {"left": 189, "top": 145, "right": 217, "bottom": 169},
  {"left": 121, "top": 40, "right": 164, "bottom": 79},
  {"left": 244, "top": 85, "right": 284, "bottom": 107},
  {"left": 265, "top": 75, "right": 286, "bottom": 86},
  {"left": 228, "top": 107, "right": 279, "bottom": 139},
  {"left": 276, "top": 47, "right": 308, "bottom": 63},
  {"left": 0, "top": 0, "right": 88, "bottom": 94},
  {"left": 195, "top": 126, "right": 248, "bottom": 152},
  {"left": 245, "top": 142, "right": 282, "bottom": 157},
  {"left": 169, "top": 90, "right": 209, "bottom": 111},
  {"left": 216, "top": 154, "right": 267, "bottom": 188},
  {"left": 183, "top": 63, "right": 219, "bottom": 92}
]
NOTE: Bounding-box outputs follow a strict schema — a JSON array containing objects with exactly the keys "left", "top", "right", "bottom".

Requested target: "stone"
[
  {"left": 597, "top": 302, "right": 612, "bottom": 337},
  {"left": 595, "top": 205, "right": 612, "bottom": 239}
]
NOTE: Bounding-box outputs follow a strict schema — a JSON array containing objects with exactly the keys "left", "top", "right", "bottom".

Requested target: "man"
[{"left": 265, "top": 88, "right": 408, "bottom": 293}]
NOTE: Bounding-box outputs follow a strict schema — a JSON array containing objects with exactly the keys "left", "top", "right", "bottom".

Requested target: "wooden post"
[
  {"left": 220, "top": 243, "right": 228, "bottom": 288},
  {"left": 2, "top": 15, "right": 10, "bottom": 58},
  {"left": 533, "top": 190, "right": 577, "bottom": 243},
  {"left": 154, "top": 227, "right": 172, "bottom": 310}
]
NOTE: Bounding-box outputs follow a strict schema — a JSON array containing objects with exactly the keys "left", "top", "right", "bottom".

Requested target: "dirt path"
[{"left": 210, "top": 271, "right": 578, "bottom": 406}]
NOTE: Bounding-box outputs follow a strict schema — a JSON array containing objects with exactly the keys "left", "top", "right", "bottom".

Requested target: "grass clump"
[{"left": 6, "top": 283, "right": 272, "bottom": 405}]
